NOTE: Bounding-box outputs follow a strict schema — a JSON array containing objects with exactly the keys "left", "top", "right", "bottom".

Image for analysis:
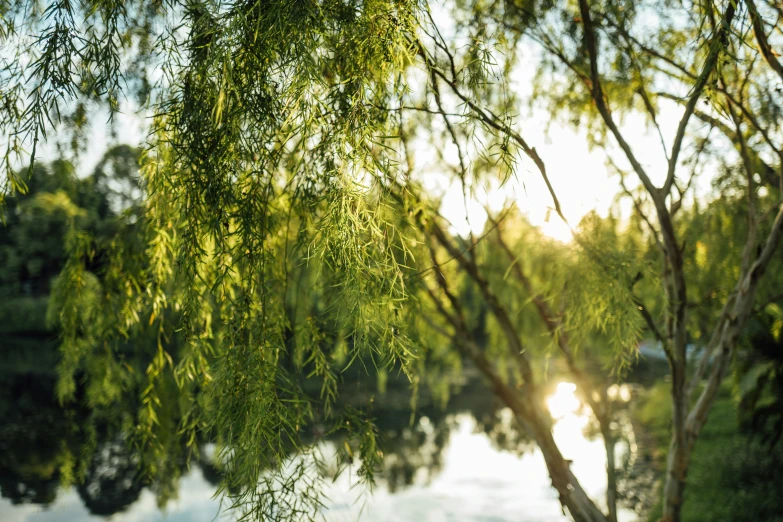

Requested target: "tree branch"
[
  {"left": 577, "top": 0, "right": 660, "bottom": 201},
  {"left": 687, "top": 203, "right": 783, "bottom": 438},
  {"left": 746, "top": 0, "right": 783, "bottom": 83},
  {"left": 489, "top": 217, "right": 611, "bottom": 418},
  {"left": 429, "top": 218, "right": 536, "bottom": 387},
  {"left": 414, "top": 37, "right": 567, "bottom": 224},
  {"left": 662, "top": 2, "right": 737, "bottom": 197},
  {"left": 658, "top": 91, "right": 781, "bottom": 189}
]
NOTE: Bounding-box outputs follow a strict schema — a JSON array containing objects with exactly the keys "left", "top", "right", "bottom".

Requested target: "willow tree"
[
  {"left": 445, "top": 0, "right": 783, "bottom": 521},
  {"left": 1, "top": 1, "right": 622, "bottom": 520},
  {"left": 3, "top": 1, "right": 782, "bottom": 522},
  {"left": 2, "top": 0, "right": 429, "bottom": 518}
]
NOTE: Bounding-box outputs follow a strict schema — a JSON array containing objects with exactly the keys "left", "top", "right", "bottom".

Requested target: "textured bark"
[
  {"left": 661, "top": 345, "right": 689, "bottom": 522},
  {"left": 661, "top": 429, "right": 690, "bottom": 522},
  {"left": 602, "top": 425, "right": 618, "bottom": 522},
  {"left": 530, "top": 406, "right": 609, "bottom": 522}
]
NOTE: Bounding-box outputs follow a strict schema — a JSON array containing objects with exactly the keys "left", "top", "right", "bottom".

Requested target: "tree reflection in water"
[
  {"left": 368, "top": 380, "right": 536, "bottom": 494},
  {"left": 0, "top": 372, "right": 65, "bottom": 506},
  {"left": 0, "top": 343, "right": 634, "bottom": 520},
  {"left": 75, "top": 434, "right": 144, "bottom": 516}
]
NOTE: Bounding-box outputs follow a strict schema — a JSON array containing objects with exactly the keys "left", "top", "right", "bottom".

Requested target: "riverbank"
[{"left": 634, "top": 381, "right": 783, "bottom": 522}]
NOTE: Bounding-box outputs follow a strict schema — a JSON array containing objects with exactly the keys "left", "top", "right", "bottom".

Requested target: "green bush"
[
  {"left": 641, "top": 383, "right": 783, "bottom": 522},
  {"left": 0, "top": 297, "right": 52, "bottom": 335},
  {"left": 635, "top": 380, "right": 672, "bottom": 455}
]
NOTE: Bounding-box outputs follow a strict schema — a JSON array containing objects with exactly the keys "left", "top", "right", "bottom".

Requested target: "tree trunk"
[
  {"left": 456, "top": 338, "right": 609, "bottom": 522},
  {"left": 527, "top": 403, "right": 609, "bottom": 522},
  {"left": 661, "top": 204, "right": 783, "bottom": 520},
  {"left": 662, "top": 357, "right": 690, "bottom": 522},
  {"left": 601, "top": 425, "right": 618, "bottom": 522},
  {"left": 661, "top": 433, "right": 690, "bottom": 522}
]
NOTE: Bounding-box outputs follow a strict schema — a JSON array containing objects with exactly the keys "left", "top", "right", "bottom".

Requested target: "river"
[{"left": 0, "top": 341, "right": 649, "bottom": 522}]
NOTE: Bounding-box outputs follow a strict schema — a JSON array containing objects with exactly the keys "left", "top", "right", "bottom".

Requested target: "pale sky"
[
  {"left": 415, "top": 6, "right": 717, "bottom": 242},
  {"left": 34, "top": 101, "right": 146, "bottom": 175},
  {"left": 421, "top": 64, "right": 706, "bottom": 242}
]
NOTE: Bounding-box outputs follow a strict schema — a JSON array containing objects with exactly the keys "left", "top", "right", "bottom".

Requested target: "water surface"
[{"left": 1, "top": 377, "right": 638, "bottom": 522}]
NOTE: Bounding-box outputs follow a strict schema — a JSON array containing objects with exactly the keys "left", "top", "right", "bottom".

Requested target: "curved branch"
[
  {"left": 577, "top": 0, "right": 658, "bottom": 200},
  {"left": 414, "top": 37, "right": 567, "bottom": 224},
  {"left": 746, "top": 0, "right": 783, "bottom": 83},
  {"left": 662, "top": 2, "right": 737, "bottom": 196}
]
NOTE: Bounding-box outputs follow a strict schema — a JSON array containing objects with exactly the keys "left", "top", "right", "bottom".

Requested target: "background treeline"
[{"left": 0, "top": 145, "right": 142, "bottom": 337}]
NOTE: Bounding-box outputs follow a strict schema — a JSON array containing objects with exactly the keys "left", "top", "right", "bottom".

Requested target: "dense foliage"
[{"left": 2, "top": 0, "right": 783, "bottom": 521}]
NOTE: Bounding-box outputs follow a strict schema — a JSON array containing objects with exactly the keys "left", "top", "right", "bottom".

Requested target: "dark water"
[{"left": 0, "top": 340, "right": 643, "bottom": 522}]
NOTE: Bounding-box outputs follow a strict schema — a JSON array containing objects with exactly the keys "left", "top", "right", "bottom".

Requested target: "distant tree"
[
  {"left": 0, "top": 147, "right": 140, "bottom": 301},
  {"left": 0, "top": 160, "right": 80, "bottom": 298}
]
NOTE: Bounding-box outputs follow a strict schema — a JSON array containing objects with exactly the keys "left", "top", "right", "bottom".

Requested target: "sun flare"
[
  {"left": 546, "top": 382, "right": 580, "bottom": 419},
  {"left": 538, "top": 218, "right": 574, "bottom": 243}
]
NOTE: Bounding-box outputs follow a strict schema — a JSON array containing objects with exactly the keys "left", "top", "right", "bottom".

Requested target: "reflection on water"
[
  {"left": 324, "top": 410, "right": 635, "bottom": 522},
  {"left": 0, "top": 470, "right": 224, "bottom": 522},
  {"left": 325, "top": 382, "right": 637, "bottom": 522},
  {"left": 1, "top": 362, "right": 638, "bottom": 522}
]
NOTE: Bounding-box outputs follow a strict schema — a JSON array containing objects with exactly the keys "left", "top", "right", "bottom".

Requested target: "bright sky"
[
  {"left": 33, "top": 101, "right": 146, "bottom": 175},
  {"left": 422, "top": 67, "right": 699, "bottom": 242},
  {"left": 414, "top": 5, "right": 717, "bottom": 243},
  {"left": 50, "top": 84, "right": 693, "bottom": 245}
]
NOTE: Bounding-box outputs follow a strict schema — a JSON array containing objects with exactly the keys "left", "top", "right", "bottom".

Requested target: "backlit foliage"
[{"left": 2, "top": 1, "right": 431, "bottom": 518}]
